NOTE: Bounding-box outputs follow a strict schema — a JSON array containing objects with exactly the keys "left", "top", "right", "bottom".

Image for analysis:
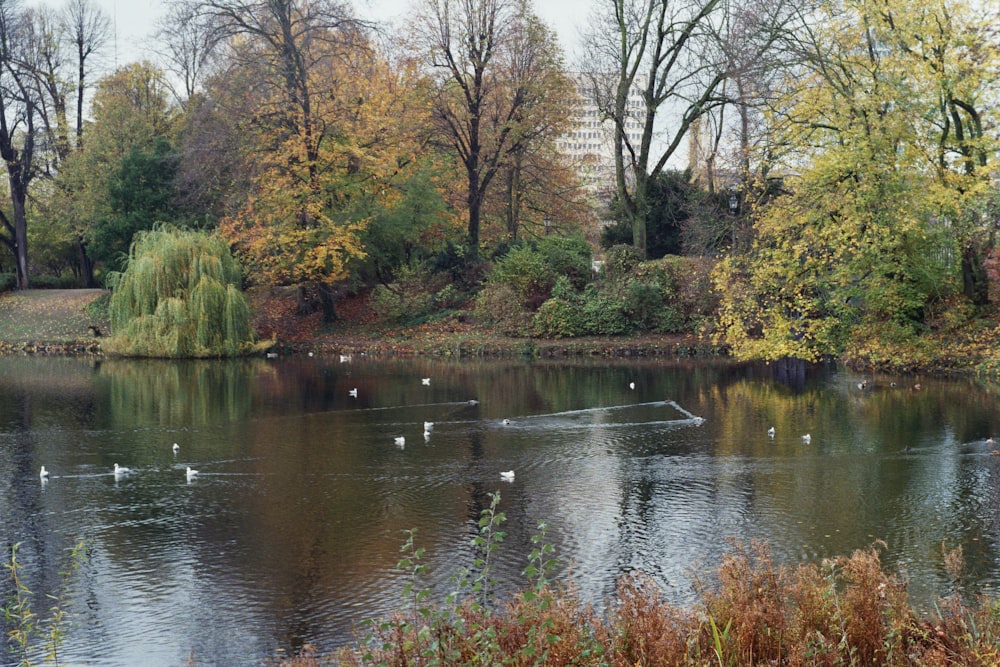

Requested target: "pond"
[{"left": 2, "top": 355, "right": 1000, "bottom": 666}]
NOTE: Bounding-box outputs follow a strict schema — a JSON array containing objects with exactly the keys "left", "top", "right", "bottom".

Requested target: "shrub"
[
  {"left": 604, "top": 244, "right": 641, "bottom": 279},
  {"left": 473, "top": 283, "right": 534, "bottom": 335},
  {"left": 533, "top": 297, "right": 585, "bottom": 337},
  {"left": 368, "top": 263, "right": 448, "bottom": 324},
  {"left": 30, "top": 274, "right": 82, "bottom": 289},
  {"left": 489, "top": 244, "right": 557, "bottom": 310},
  {"left": 0, "top": 273, "right": 15, "bottom": 291},
  {"left": 537, "top": 236, "right": 592, "bottom": 289}
]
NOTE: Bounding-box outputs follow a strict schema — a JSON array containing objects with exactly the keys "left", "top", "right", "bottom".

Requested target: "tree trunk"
[
  {"left": 10, "top": 175, "right": 29, "bottom": 289},
  {"left": 76, "top": 237, "right": 96, "bottom": 287},
  {"left": 962, "top": 242, "right": 989, "bottom": 306}
]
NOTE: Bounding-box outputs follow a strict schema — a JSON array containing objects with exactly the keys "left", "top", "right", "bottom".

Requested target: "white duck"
[{"left": 500, "top": 470, "right": 515, "bottom": 482}]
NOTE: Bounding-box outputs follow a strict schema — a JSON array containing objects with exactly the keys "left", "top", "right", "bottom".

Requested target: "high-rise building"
[{"left": 556, "top": 74, "right": 646, "bottom": 197}]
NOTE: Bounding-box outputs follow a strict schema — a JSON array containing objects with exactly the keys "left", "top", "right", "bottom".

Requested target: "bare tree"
[
  {"left": 60, "top": 0, "right": 109, "bottom": 149},
  {"left": 581, "top": 0, "right": 790, "bottom": 258},
  {"left": 0, "top": 0, "right": 45, "bottom": 287},
  {"left": 156, "top": 2, "right": 221, "bottom": 104}
]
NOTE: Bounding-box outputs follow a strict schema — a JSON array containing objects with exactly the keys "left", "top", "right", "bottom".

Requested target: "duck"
[
  {"left": 172, "top": 443, "right": 180, "bottom": 454},
  {"left": 629, "top": 382, "right": 635, "bottom": 390},
  {"left": 340, "top": 354, "right": 352, "bottom": 363},
  {"left": 500, "top": 470, "right": 515, "bottom": 482},
  {"left": 113, "top": 463, "right": 131, "bottom": 476},
  {"left": 421, "top": 378, "right": 431, "bottom": 386},
  {"left": 349, "top": 388, "right": 358, "bottom": 398},
  {"left": 186, "top": 466, "right": 198, "bottom": 481},
  {"left": 767, "top": 426, "right": 775, "bottom": 438},
  {"left": 502, "top": 418, "right": 511, "bottom": 426},
  {"left": 802, "top": 434, "right": 811, "bottom": 443},
  {"left": 424, "top": 421, "right": 434, "bottom": 432},
  {"left": 394, "top": 436, "right": 405, "bottom": 447},
  {"left": 39, "top": 465, "right": 49, "bottom": 480}
]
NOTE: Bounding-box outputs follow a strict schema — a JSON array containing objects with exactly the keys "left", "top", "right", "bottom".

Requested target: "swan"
[
  {"left": 802, "top": 434, "right": 811, "bottom": 443},
  {"left": 421, "top": 378, "right": 431, "bottom": 385},
  {"left": 467, "top": 399, "right": 479, "bottom": 405},
  {"left": 39, "top": 465, "right": 49, "bottom": 480},
  {"left": 172, "top": 443, "right": 180, "bottom": 454},
  {"left": 394, "top": 436, "right": 405, "bottom": 446},
  {"left": 349, "top": 388, "right": 358, "bottom": 398},
  {"left": 340, "top": 354, "right": 352, "bottom": 363},
  {"left": 629, "top": 382, "right": 635, "bottom": 390},
  {"left": 424, "top": 421, "right": 434, "bottom": 432},
  {"left": 186, "top": 466, "right": 198, "bottom": 480},
  {"left": 767, "top": 427, "right": 775, "bottom": 438},
  {"left": 113, "top": 463, "right": 131, "bottom": 476},
  {"left": 500, "top": 470, "right": 515, "bottom": 482}
]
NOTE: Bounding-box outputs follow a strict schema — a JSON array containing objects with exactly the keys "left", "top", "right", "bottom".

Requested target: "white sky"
[{"left": 37, "top": 0, "right": 594, "bottom": 68}]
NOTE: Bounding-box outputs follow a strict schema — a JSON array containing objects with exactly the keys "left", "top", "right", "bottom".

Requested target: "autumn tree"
[
  {"left": 410, "top": 0, "right": 573, "bottom": 261},
  {"left": 181, "top": 0, "right": 444, "bottom": 317},
  {"left": 713, "top": 0, "right": 999, "bottom": 362}
]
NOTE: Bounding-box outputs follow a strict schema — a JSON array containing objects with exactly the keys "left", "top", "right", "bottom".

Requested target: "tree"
[
  {"left": 47, "top": 61, "right": 178, "bottom": 284},
  {"left": 61, "top": 0, "right": 111, "bottom": 149},
  {"left": 106, "top": 226, "right": 259, "bottom": 357},
  {"left": 601, "top": 169, "right": 692, "bottom": 257},
  {"left": 713, "top": 0, "right": 999, "bottom": 362},
  {"left": 156, "top": 1, "right": 220, "bottom": 103},
  {"left": 581, "top": 0, "right": 792, "bottom": 258},
  {"left": 411, "top": 0, "right": 571, "bottom": 261},
  {"left": 0, "top": 0, "right": 56, "bottom": 288}
]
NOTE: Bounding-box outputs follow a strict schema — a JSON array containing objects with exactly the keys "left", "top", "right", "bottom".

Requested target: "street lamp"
[
  {"left": 728, "top": 189, "right": 739, "bottom": 213},
  {"left": 544, "top": 215, "right": 551, "bottom": 235}
]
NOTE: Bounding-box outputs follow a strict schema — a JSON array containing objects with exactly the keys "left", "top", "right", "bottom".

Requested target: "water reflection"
[{"left": 2, "top": 356, "right": 1000, "bottom": 665}]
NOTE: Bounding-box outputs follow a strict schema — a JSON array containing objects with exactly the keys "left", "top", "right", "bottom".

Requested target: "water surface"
[{"left": 2, "top": 355, "right": 1000, "bottom": 665}]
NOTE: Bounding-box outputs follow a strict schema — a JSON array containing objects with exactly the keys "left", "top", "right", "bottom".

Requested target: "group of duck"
[
  {"left": 40, "top": 443, "right": 198, "bottom": 484},
  {"left": 354, "top": 375, "right": 515, "bottom": 483}
]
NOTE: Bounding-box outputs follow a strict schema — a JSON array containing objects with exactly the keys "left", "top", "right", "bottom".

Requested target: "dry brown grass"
[{"left": 284, "top": 541, "right": 1000, "bottom": 667}]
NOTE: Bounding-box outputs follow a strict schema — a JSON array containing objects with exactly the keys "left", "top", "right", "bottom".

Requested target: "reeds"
[{"left": 324, "top": 534, "right": 1000, "bottom": 667}]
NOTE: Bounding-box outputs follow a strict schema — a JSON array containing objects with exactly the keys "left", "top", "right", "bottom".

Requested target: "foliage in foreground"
[
  {"left": 278, "top": 497, "right": 1000, "bottom": 667},
  {"left": 105, "top": 226, "right": 265, "bottom": 358}
]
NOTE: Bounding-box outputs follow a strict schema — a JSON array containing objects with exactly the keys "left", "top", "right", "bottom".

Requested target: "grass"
[{"left": 0, "top": 289, "right": 109, "bottom": 344}]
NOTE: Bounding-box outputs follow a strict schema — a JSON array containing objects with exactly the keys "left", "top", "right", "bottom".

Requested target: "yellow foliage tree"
[{"left": 714, "top": 0, "right": 999, "bottom": 362}]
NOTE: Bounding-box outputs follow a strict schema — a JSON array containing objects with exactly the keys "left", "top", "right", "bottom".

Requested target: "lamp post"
[
  {"left": 544, "top": 215, "right": 551, "bottom": 235},
  {"left": 728, "top": 189, "right": 739, "bottom": 213}
]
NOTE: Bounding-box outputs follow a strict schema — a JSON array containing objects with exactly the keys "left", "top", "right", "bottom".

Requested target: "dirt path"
[{"left": 0, "top": 289, "right": 108, "bottom": 344}]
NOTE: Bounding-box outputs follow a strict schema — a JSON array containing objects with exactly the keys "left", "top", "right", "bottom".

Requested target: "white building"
[{"left": 557, "top": 74, "right": 646, "bottom": 196}]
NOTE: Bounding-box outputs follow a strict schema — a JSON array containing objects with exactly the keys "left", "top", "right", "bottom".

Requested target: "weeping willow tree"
[{"left": 105, "top": 226, "right": 263, "bottom": 357}]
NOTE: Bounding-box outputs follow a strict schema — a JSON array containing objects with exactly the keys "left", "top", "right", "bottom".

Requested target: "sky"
[{"left": 47, "top": 0, "right": 596, "bottom": 67}]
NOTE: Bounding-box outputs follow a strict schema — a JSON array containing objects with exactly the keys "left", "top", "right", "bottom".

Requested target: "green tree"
[
  {"left": 106, "top": 226, "right": 259, "bottom": 358},
  {"left": 602, "top": 169, "right": 693, "bottom": 258},
  {"left": 47, "top": 61, "right": 178, "bottom": 283},
  {"left": 90, "top": 137, "right": 182, "bottom": 273}
]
